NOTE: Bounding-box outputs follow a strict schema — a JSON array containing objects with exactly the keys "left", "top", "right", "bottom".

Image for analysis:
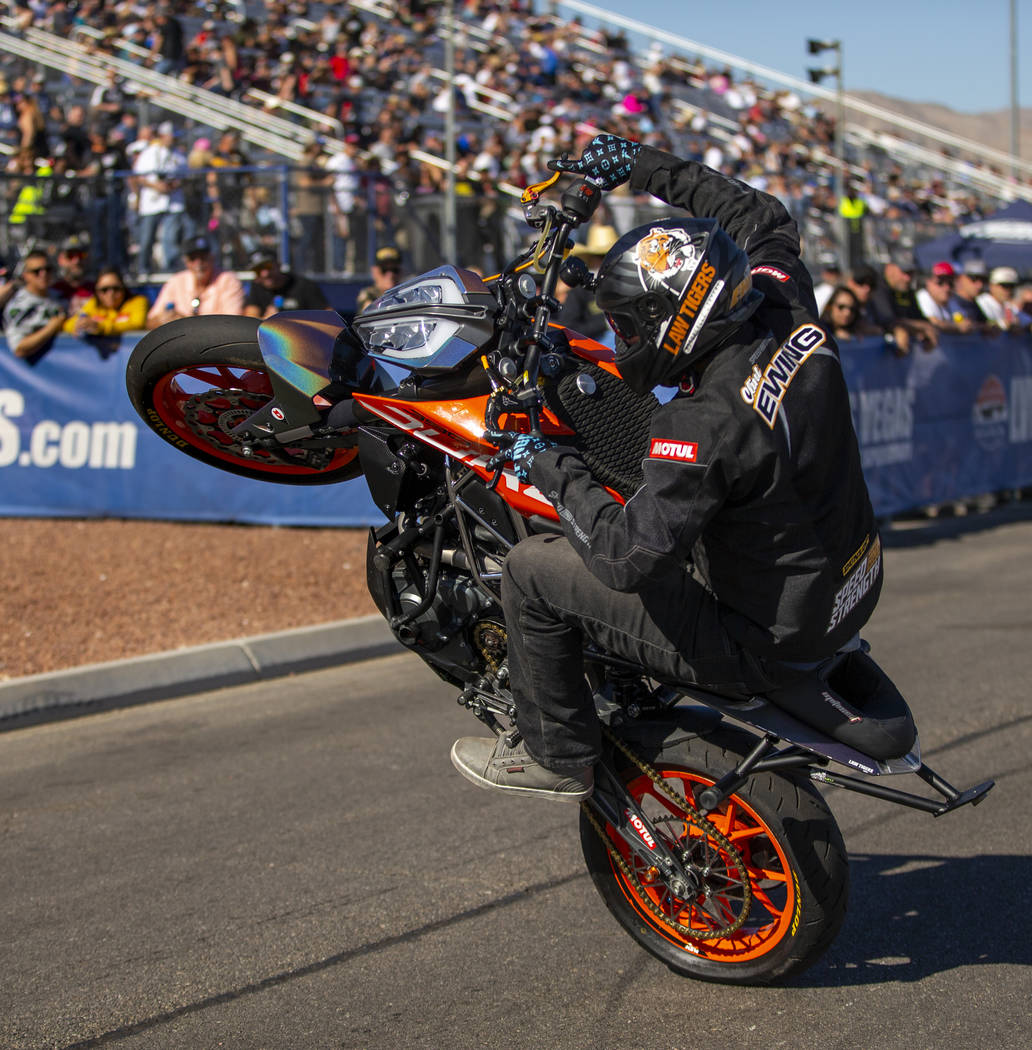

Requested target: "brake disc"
[
  {"left": 183, "top": 389, "right": 330, "bottom": 467},
  {"left": 183, "top": 388, "right": 270, "bottom": 453}
]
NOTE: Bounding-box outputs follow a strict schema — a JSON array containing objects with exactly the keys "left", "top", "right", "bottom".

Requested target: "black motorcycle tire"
[
  {"left": 580, "top": 723, "right": 849, "bottom": 985},
  {"left": 125, "top": 315, "right": 361, "bottom": 485}
]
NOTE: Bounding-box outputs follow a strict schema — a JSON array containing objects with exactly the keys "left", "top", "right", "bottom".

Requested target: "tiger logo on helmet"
[{"left": 634, "top": 227, "right": 701, "bottom": 284}]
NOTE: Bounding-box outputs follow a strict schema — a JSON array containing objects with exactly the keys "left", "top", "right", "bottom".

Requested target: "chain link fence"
[{"left": 1, "top": 163, "right": 962, "bottom": 281}]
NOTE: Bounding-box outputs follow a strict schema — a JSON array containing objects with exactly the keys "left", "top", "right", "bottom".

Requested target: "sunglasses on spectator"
[
  {"left": 96, "top": 284, "right": 125, "bottom": 293},
  {"left": 965, "top": 274, "right": 986, "bottom": 282},
  {"left": 831, "top": 301, "right": 857, "bottom": 313},
  {"left": 186, "top": 252, "right": 210, "bottom": 262},
  {"left": 931, "top": 276, "right": 954, "bottom": 285},
  {"left": 25, "top": 264, "right": 53, "bottom": 274}
]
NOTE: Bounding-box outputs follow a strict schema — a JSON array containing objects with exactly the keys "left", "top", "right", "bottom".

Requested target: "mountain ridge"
[{"left": 846, "top": 90, "right": 1031, "bottom": 165}]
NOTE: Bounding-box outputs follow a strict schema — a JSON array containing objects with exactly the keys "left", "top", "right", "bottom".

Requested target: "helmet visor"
[{"left": 603, "top": 310, "right": 642, "bottom": 346}]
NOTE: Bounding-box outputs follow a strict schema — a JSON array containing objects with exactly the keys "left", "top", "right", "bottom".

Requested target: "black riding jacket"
[{"left": 528, "top": 147, "right": 882, "bottom": 661}]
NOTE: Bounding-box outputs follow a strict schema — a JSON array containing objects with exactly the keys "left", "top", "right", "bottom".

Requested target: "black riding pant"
[{"left": 501, "top": 534, "right": 780, "bottom": 773}]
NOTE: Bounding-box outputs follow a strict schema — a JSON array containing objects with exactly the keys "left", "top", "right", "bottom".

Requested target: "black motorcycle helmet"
[{"left": 594, "top": 218, "right": 763, "bottom": 394}]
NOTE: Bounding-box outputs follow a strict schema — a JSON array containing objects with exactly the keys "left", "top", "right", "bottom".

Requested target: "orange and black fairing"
[
  {"left": 353, "top": 382, "right": 629, "bottom": 522},
  {"left": 554, "top": 325, "right": 624, "bottom": 379},
  {"left": 353, "top": 392, "right": 561, "bottom": 520}
]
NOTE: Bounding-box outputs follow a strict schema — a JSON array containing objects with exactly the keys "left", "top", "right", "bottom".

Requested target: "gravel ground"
[{"left": 0, "top": 518, "right": 377, "bottom": 680}]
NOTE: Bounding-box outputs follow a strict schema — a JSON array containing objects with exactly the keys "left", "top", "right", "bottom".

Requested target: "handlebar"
[{"left": 495, "top": 176, "right": 604, "bottom": 436}]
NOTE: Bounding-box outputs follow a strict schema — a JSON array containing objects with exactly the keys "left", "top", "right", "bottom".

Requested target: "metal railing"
[
  {"left": 2, "top": 160, "right": 970, "bottom": 288},
  {"left": 0, "top": 26, "right": 308, "bottom": 160},
  {"left": 554, "top": 0, "right": 1032, "bottom": 191}
]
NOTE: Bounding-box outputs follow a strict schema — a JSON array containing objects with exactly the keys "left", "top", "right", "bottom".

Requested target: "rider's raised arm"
[{"left": 628, "top": 146, "right": 819, "bottom": 317}]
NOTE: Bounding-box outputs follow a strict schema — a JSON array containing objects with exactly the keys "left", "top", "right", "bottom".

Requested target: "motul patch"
[
  {"left": 649, "top": 438, "right": 698, "bottom": 462},
  {"left": 751, "top": 265, "right": 790, "bottom": 282}
]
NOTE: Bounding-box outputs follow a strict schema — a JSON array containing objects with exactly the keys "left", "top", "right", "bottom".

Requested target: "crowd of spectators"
[
  {"left": 4, "top": 2, "right": 1029, "bottom": 267},
  {"left": 2, "top": 0, "right": 1031, "bottom": 359},
  {"left": 0, "top": 228, "right": 339, "bottom": 359}
]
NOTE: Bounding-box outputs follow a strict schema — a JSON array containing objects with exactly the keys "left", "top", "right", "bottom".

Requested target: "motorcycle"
[{"left": 125, "top": 171, "right": 993, "bottom": 985}]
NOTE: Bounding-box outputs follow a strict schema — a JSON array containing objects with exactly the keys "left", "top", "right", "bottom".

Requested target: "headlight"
[{"left": 353, "top": 266, "right": 497, "bottom": 373}]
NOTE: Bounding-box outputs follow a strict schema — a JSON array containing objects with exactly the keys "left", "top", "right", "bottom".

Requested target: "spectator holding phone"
[
  {"left": 63, "top": 267, "right": 148, "bottom": 337},
  {"left": 916, "top": 262, "right": 961, "bottom": 330},
  {"left": 948, "top": 260, "right": 992, "bottom": 330}
]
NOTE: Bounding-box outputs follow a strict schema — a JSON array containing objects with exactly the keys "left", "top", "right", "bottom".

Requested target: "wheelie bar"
[{"left": 809, "top": 763, "right": 995, "bottom": 816}]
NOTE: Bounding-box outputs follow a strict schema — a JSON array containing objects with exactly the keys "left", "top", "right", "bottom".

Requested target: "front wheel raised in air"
[
  {"left": 125, "top": 315, "right": 361, "bottom": 485},
  {"left": 580, "top": 725, "right": 849, "bottom": 985}
]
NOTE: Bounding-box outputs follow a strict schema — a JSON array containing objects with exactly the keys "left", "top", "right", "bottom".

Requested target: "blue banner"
[
  {"left": 0, "top": 335, "right": 383, "bottom": 525},
  {"left": 2, "top": 331, "right": 1031, "bottom": 523},
  {"left": 840, "top": 333, "right": 1032, "bottom": 516}
]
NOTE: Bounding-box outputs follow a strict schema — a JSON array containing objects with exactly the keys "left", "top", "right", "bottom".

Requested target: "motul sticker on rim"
[
  {"left": 649, "top": 438, "right": 698, "bottom": 462},
  {"left": 625, "top": 810, "right": 657, "bottom": 850}
]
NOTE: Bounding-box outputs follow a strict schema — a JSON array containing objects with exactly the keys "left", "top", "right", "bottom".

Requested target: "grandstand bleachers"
[{"left": 0, "top": 0, "right": 1029, "bottom": 286}]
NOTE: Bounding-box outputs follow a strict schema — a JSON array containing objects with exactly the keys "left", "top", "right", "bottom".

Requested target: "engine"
[{"left": 366, "top": 530, "right": 503, "bottom": 687}]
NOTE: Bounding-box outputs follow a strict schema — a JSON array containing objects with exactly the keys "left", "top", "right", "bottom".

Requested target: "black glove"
[
  {"left": 548, "top": 134, "right": 641, "bottom": 191},
  {"left": 486, "top": 431, "right": 556, "bottom": 483}
]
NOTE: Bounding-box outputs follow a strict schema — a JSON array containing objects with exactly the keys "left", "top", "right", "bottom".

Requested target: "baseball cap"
[
  {"left": 817, "top": 251, "right": 841, "bottom": 271},
  {"left": 989, "top": 266, "right": 1019, "bottom": 286},
  {"left": 182, "top": 234, "right": 213, "bottom": 256},
  {"left": 374, "top": 245, "right": 402, "bottom": 269},
  {"left": 850, "top": 263, "right": 878, "bottom": 286},
  {"left": 157, "top": 120, "right": 176, "bottom": 137},
  {"left": 60, "top": 234, "right": 89, "bottom": 255},
  {"left": 931, "top": 261, "right": 956, "bottom": 277},
  {"left": 889, "top": 251, "right": 916, "bottom": 273},
  {"left": 961, "top": 259, "right": 988, "bottom": 277},
  {"left": 250, "top": 247, "right": 278, "bottom": 270}
]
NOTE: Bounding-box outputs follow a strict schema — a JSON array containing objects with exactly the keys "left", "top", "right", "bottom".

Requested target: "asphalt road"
[{"left": 2, "top": 504, "right": 1031, "bottom": 1050}]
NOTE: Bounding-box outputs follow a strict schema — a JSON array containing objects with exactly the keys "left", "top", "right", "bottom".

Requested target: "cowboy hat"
[{"left": 571, "top": 224, "right": 620, "bottom": 258}]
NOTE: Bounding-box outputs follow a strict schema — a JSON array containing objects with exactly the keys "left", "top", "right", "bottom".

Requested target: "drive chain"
[{"left": 583, "top": 726, "right": 752, "bottom": 941}]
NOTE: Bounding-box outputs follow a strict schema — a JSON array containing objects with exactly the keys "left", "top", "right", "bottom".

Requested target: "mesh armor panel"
[{"left": 552, "top": 364, "right": 658, "bottom": 499}]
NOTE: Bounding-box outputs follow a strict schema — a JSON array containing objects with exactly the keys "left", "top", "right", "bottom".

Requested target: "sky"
[{"left": 568, "top": 0, "right": 1031, "bottom": 115}]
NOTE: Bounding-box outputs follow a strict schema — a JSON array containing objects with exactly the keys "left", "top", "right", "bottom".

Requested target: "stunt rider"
[{"left": 451, "top": 136, "right": 884, "bottom": 802}]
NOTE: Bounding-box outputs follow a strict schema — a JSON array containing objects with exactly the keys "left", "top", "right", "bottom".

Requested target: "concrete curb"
[{"left": 0, "top": 614, "right": 402, "bottom": 730}]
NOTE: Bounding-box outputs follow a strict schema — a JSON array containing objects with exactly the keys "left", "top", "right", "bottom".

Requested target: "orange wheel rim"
[
  {"left": 608, "top": 768, "right": 799, "bottom": 963},
  {"left": 152, "top": 365, "right": 359, "bottom": 476}
]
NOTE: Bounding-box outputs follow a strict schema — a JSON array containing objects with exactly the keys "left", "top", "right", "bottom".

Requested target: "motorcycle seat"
[{"left": 764, "top": 646, "right": 917, "bottom": 761}]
